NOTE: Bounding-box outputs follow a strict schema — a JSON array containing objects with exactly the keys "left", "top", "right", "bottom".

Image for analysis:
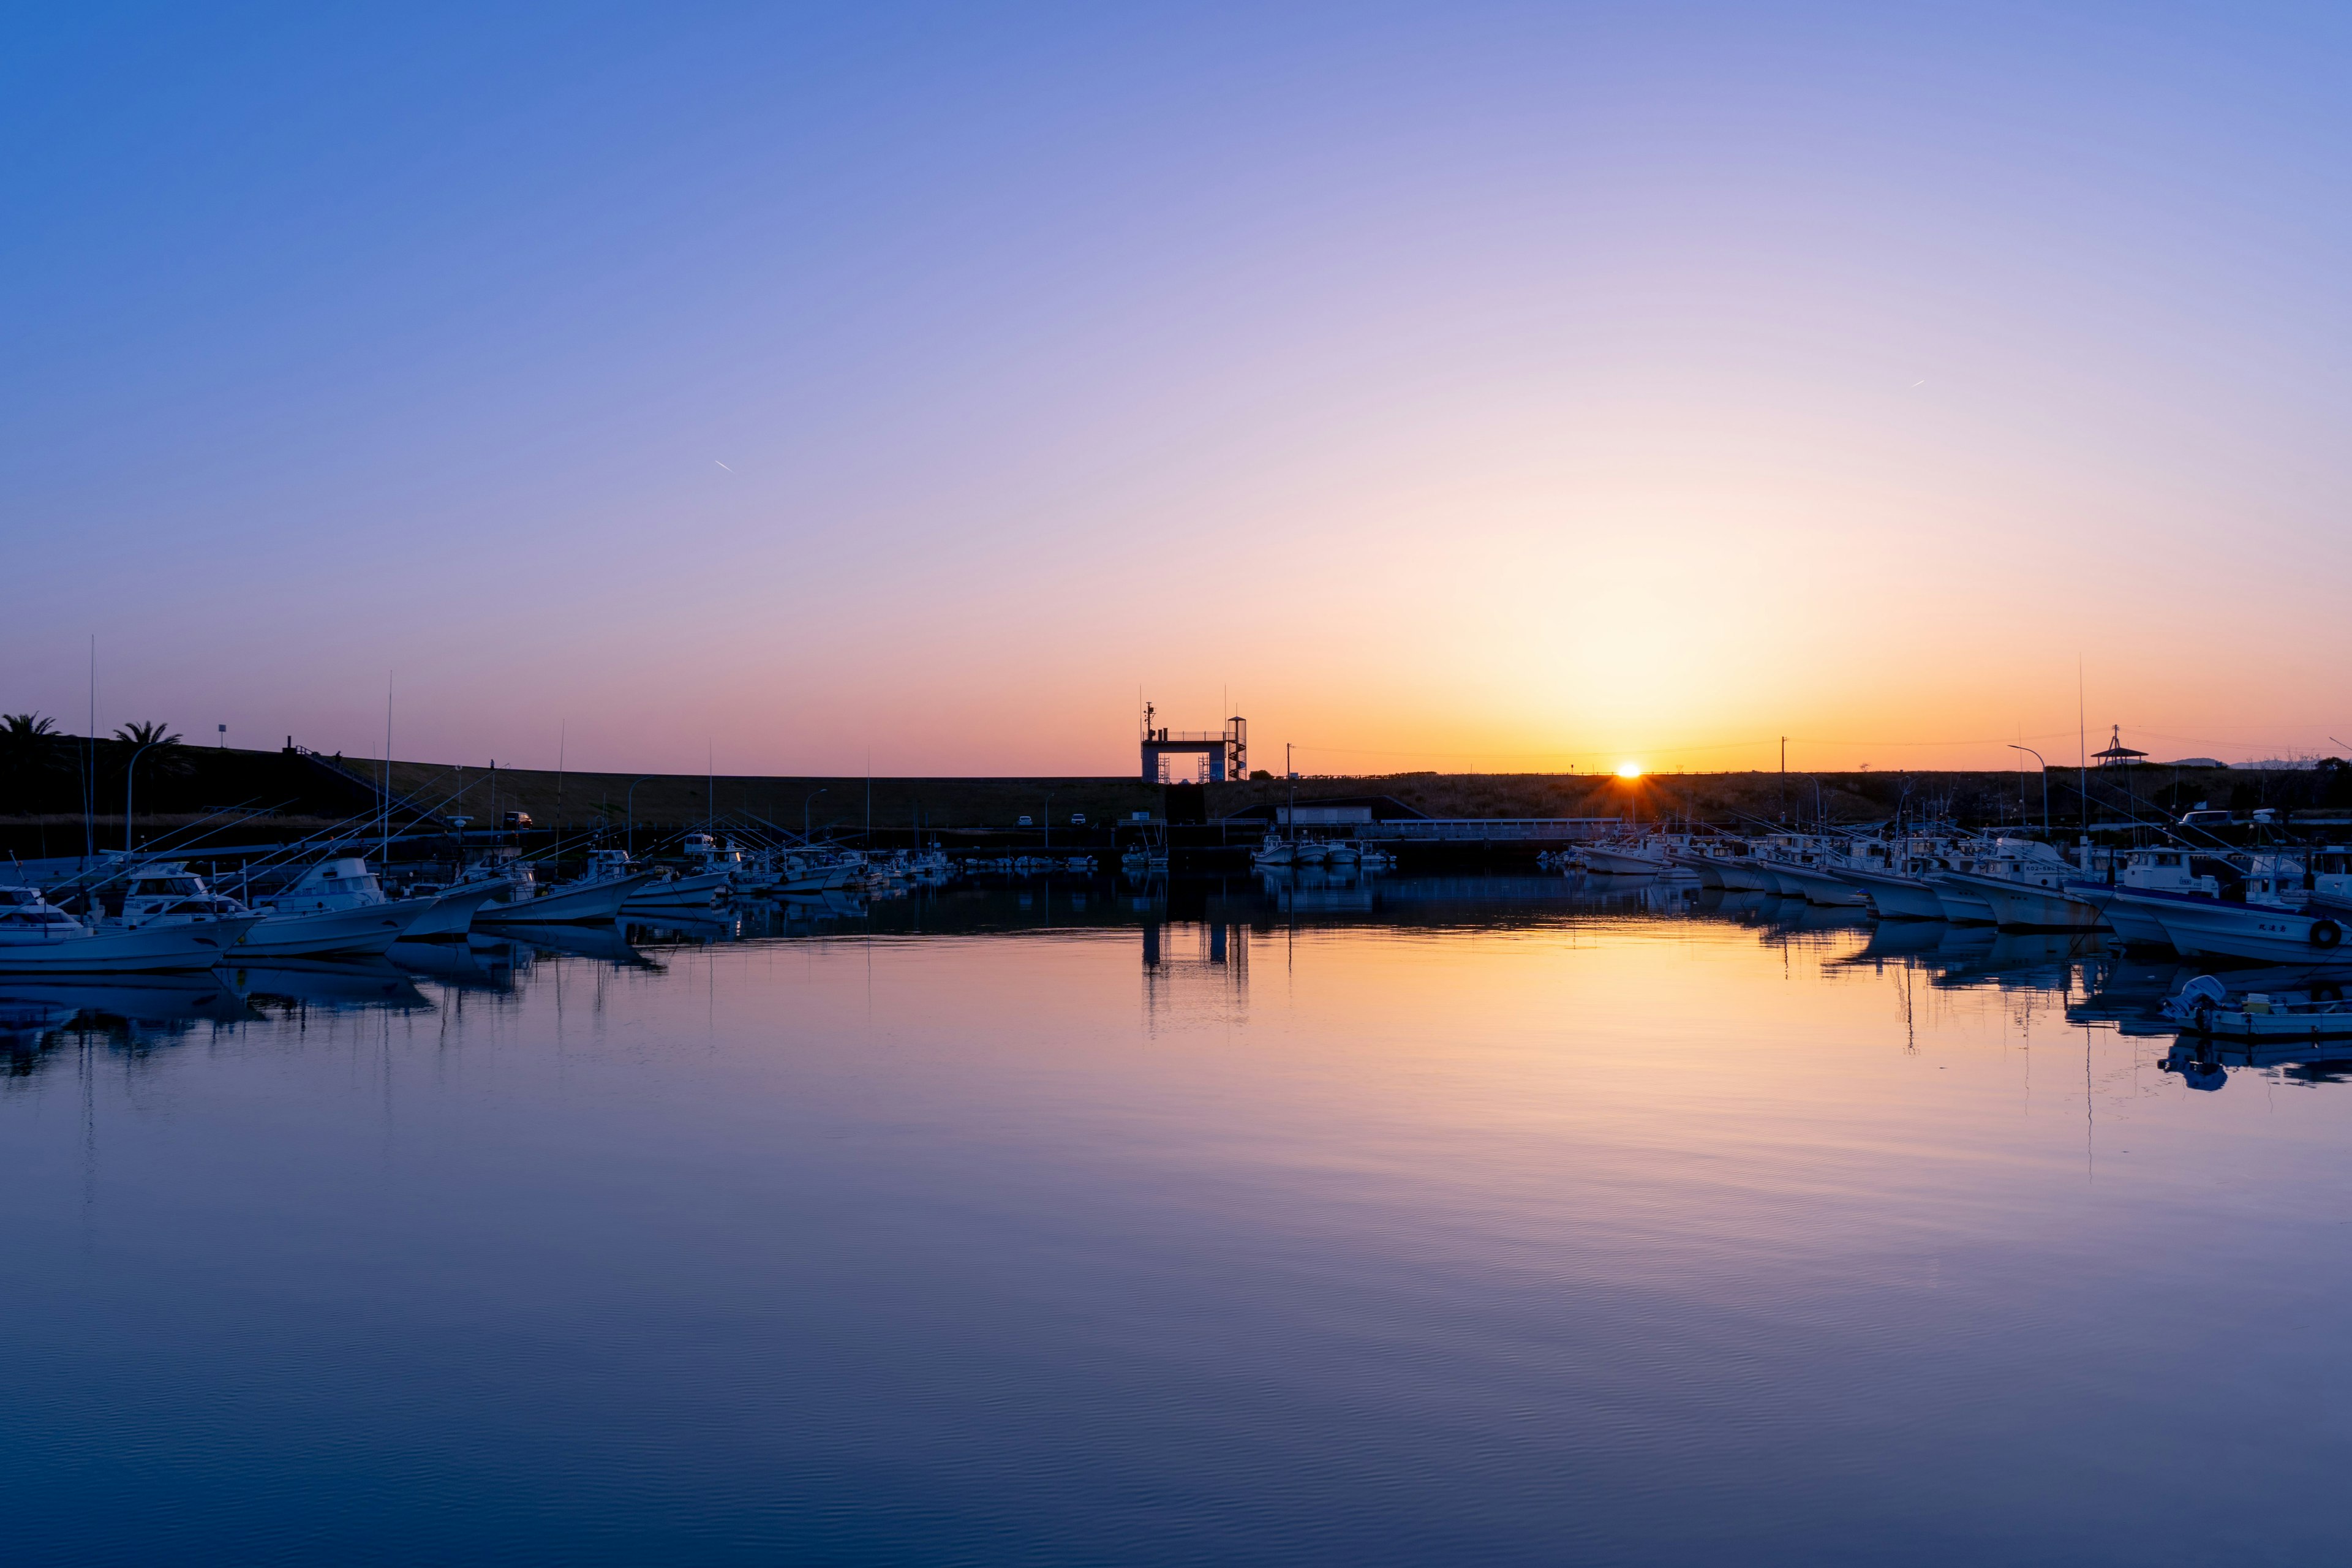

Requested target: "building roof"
[{"left": 1219, "top": 793, "right": 1431, "bottom": 823}]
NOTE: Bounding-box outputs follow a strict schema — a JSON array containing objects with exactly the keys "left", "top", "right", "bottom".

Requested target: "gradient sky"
[{"left": 7, "top": 3, "right": 2351, "bottom": 776}]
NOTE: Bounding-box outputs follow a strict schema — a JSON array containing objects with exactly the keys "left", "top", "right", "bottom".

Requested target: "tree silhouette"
[
  {"left": 113, "top": 720, "right": 181, "bottom": 747},
  {"left": 3, "top": 713, "right": 59, "bottom": 741}
]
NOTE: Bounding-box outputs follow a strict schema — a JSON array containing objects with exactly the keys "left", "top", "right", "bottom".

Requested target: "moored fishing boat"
[
  {"left": 0, "top": 884, "right": 262, "bottom": 972},
  {"left": 108, "top": 858, "right": 434, "bottom": 958},
  {"left": 474, "top": 860, "right": 655, "bottom": 924},
  {"left": 2141, "top": 896, "right": 2346, "bottom": 965},
  {"left": 2163, "top": 973, "right": 2352, "bottom": 1041}
]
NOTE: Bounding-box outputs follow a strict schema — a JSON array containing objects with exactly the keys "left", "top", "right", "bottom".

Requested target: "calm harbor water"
[{"left": 6, "top": 875, "right": 2350, "bottom": 1565}]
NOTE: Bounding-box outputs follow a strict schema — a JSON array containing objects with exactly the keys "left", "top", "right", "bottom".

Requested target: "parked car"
[
  {"left": 1070, "top": 812, "right": 1087, "bottom": 826},
  {"left": 502, "top": 810, "right": 534, "bottom": 830}
]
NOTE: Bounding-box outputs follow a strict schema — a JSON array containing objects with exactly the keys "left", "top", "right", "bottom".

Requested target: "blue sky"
[{"left": 7, "top": 4, "right": 2351, "bottom": 774}]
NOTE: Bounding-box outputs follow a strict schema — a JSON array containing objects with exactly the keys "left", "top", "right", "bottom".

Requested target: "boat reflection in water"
[{"left": 229, "top": 956, "right": 434, "bottom": 1013}]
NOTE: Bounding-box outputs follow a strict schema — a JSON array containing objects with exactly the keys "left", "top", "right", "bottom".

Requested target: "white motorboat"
[
  {"left": 473, "top": 859, "right": 655, "bottom": 924},
  {"left": 0, "top": 884, "right": 262, "bottom": 972},
  {"left": 1357, "top": 846, "right": 1395, "bottom": 870},
  {"left": 575, "top": 849, "right": 730, "bottom": 911},
  {"left": 1324, "top": 841, "right": 1361, "bottom": 865},
  {"left": 241, "top": 857, "right": 440, "bottom": 956},
  {"left": 1253, "top": 837, "right": 1296, "bottom": 868},
  {"left": 1291, "top": 840, "right": 1330, "bottom": 866},
  {"left": 772, "top": 849, "right": 862, "bottom": 894},
  {"left": 1924, "top": 840, "right": 2101, "bottom": 929},
  {"left": 2139, "top": 895, "right": 2346, "bottom": 965},
  {"left": 1585, "top": 842, "right": 1670, "bottom": 875},
  {"left": 2065, "top": 849, "right": 2223, "bottom": 946},
  {"left": 402, "top": 881, "right": 508, "bottom": 939},
  {"left": 110, "top": 858, "right": 434, "bottom": 958},
  {"left": 1832, "top": 864, "right": 1950, "bottom": 921}
]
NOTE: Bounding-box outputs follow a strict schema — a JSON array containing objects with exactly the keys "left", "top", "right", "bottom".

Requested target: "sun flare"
[{"left": 1617, "top": 762, "right": 1643, "bottom": 779}]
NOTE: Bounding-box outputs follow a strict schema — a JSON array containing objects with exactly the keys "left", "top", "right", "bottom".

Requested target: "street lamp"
[
  {"left": 123, "top": 741, "right": 161, "bottom": 853},
  {"left": 1044, "top": 791, "right": 1055, "bottom": 851},
  {"left": 803, "top": 788, "right": 828, "bottom": 840},
  {"left": 625, "top": 774, "right": 656, "bottom": 855},
  {"left": 2007, "top": 745, "right": 2049, "bottom": 835}
]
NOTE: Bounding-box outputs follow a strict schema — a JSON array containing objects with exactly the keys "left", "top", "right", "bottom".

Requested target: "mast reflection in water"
[{"left": 6, "top": 875, "right": 2352, "bottom": 1564}]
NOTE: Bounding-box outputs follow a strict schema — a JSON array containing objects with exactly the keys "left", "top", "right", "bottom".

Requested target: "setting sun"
[{"left": 1617, "top": 762, "right": 1643, "bottom": 780}]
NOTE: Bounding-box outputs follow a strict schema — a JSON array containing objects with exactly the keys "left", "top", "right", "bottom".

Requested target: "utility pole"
[{"left": 1779, "top": 736, "right": 1787, "bottom": 821}]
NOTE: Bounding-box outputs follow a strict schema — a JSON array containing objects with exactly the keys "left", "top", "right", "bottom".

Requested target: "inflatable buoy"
[{"left": 2312, "top": 919, "right": 2343, "bottom": 949}]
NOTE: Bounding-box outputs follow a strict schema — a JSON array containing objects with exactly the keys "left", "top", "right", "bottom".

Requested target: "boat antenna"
[
  {"left": 2078, "top": 654, "right": 2088, "bottom": 836},
  {"left": 382, "top": 671, "right": 393, "bottom": 867},
  {"left": 85, "top": 635, "right": 96, "bottom": 869}
]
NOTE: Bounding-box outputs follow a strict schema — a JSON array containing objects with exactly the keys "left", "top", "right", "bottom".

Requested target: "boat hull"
[
  {"left": 1585, "top": 848, "right": 1668, "bottom": 875},
  {"left": 475, "top": 872, "right": 654, "bottom": 925},
  {"left": 2147, "top": 899, "right": 2350, "bottom": 965},
  {"left": 2073, "top": 884, "right": 2174, "bottom": 946},
  {"left": 0, "top": 914, "right": 263, "bottom": 973},
  {"left": 238, "top": 899, "right": 434, "bottom": 958},
  {"left": 1832, "top": 867, "right": 1949, "bottom": 921},
  {"left": 1918, "top": 874, "right": 2005, "bottom": 926},
  {"left": 403, "top": 883, "right": 506, "bottom": 940},
  {"left": 1930, "top": 870, "right": 2105, "bottom": 930},
  {"left": 1764, "top": 862, "right": 1870, "bottom": 907},
  {"left": 622, "top": 870, "right": 732, "bottom": 911}
]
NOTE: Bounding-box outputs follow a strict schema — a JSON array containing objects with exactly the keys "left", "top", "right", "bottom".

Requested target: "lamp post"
[
  {"left": 123, "top": 741, "right": 160, "bottom": 853},
  {"left": 1044, "top": 791, "right": 1055, "bottom": 851},
  {"left": 803, "top": 788, "right": 828, "bottom": 840},
  {"left": 2007, "top": 745, "right": 2049, "bottom": 836},
  {"left": 625, "top": 775, "right": 655, "bottom": 855}
]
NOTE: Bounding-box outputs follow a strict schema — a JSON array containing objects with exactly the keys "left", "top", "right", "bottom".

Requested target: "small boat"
[{"left": 2163, "top": 973, "right": 2352, "bottom": 1041}]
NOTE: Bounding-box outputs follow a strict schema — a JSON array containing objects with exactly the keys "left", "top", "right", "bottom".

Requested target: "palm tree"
[
  {"left": 113, "top": 720, "right": 181, "bottom": 747},
  {"left": 0, "top": 712, "right": 66, "bottom": 803}
]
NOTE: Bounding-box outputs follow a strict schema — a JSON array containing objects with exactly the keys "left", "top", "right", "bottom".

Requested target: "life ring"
[{"left": 2313, "top": 918, "right": 2344, "bottom": 949}]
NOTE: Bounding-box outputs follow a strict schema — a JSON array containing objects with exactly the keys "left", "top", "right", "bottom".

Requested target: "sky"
[{"left": 6, "top": 2, "right": 2351, "bottom": 777}]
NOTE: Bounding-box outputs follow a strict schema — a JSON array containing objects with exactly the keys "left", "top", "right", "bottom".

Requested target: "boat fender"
[{"left": 2313, "top": 919, "right": 2344, "bottom": 949}]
